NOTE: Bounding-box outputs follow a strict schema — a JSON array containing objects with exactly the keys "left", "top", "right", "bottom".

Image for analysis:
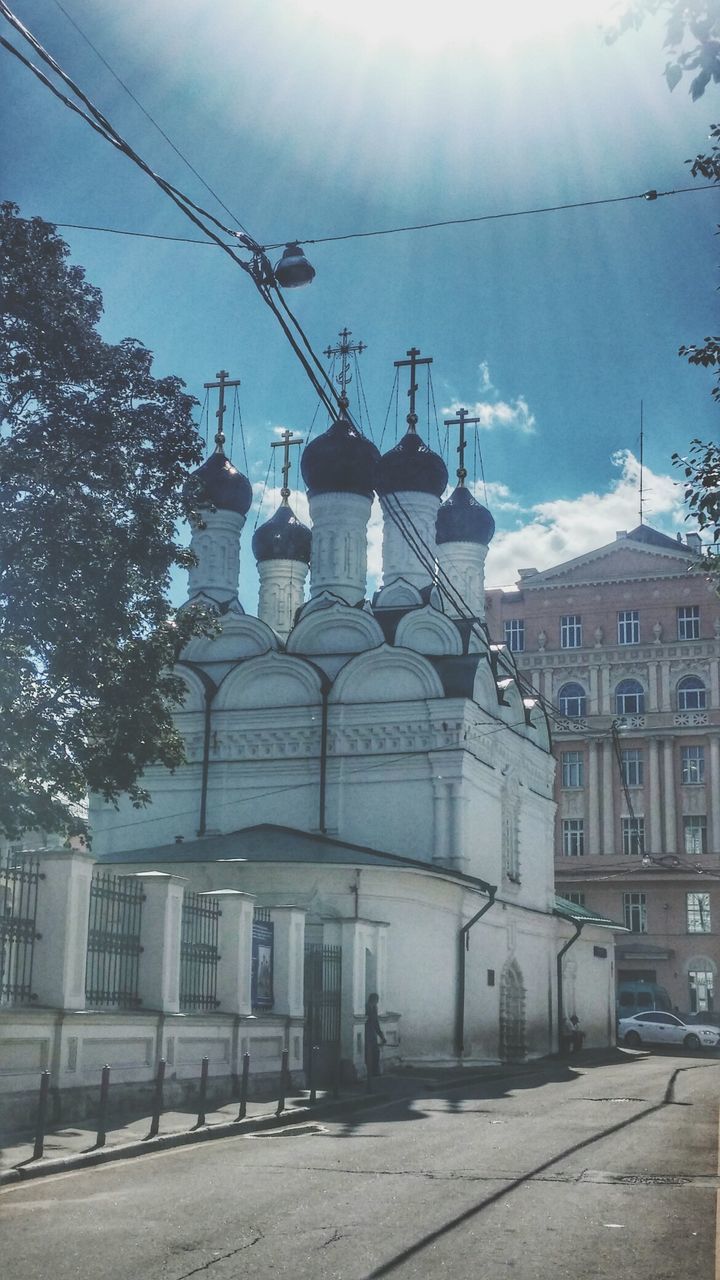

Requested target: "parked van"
[{"left": 616, "top": 981, "right": 672, "bottom": 1017}]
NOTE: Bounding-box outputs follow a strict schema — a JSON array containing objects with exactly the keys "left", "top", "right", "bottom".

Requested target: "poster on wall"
[{"left": 252, "top": 919, "right": 274, "bottom": 1010}]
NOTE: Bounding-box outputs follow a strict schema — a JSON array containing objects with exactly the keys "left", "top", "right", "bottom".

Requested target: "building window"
[
  {"left": 623, "top": 892, "right": 647, "bottom": 933},
  {"left": 621, "top": 748, "right": 644, "bottom": 788},
  {"left": 677, "top": 605, "right": 700, "bottom": 640},
  {"left": 681, "top": 745, "right": 705, "bottom": 785},
  {"left": 687, "top": 893, "right": 711, "bottom": 933},
  {"left": 557, "top": 682, "right": 587, "bottom": 718},
  {"left": 618, "top": 610, "right": 640, "bottom": 645},
  {"left": 561, "top": 750, "right": 584, "bottom": 788},
  {"left": 689, "top": 968, "right": 715, "bottom": 1014},
  {"left": 621, "top": 815, "right": 645, "bottom": 856},
  {"left": 560, "top": 614, "right": 582, "bottom": 648},
  {"left": 561, "top": 891, "right": 586, "bottom": 907},
  {"left": 684, "top": 815, "right": 708, "bottom": 856},
  {"left": 615, "top": 679, "right": 645, "bottom": 715},
  {"left": 562, "top": 819, "right": 585, "bottom": 857},
  {"left": 504, "top": 619, "right": 525, "bottom": 652},
  {"left": 677, "top": 676, "right": 706, "bottom": 711}
]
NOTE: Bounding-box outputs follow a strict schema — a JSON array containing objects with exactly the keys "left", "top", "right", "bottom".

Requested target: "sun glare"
[{"left": 293, "top": 0, "right": 622, "bottom": 56}]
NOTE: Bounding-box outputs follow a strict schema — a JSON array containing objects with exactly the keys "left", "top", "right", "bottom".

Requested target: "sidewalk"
[{"left": 0, "top": 1049, "right": 626, "bottom": 1186}]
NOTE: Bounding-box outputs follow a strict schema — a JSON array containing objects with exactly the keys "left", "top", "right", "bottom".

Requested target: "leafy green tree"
[
  {"left": 609, "top": 5, "right": 719, "bottom": 566},
  {"left": 0, "top": 203, "right": 211, "bottom": 842},
  {"left": 607, "top": 2, "right": 720, "bottom": 99}
]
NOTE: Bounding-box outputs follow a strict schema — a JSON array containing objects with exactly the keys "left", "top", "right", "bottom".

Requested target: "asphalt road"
[{"left": 2, "top": 1053, "right": 718, "bottom": 1280}]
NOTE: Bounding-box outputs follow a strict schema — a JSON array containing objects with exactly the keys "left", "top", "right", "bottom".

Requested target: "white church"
[{"left": 94, "top": 354, "right": 620, "bottom": 1075}]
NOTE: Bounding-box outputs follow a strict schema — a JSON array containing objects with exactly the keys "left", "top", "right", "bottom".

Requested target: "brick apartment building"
[{"left": 486, "top": 524, "right": 720, "bottom": 1014}]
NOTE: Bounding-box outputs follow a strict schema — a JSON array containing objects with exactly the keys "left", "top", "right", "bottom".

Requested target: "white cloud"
[
  {"left": 443, "top": 361, "right": 536, "bottom": 434},
  {"left": 485, "top": 450, "right": 687, "bottom": 588}
]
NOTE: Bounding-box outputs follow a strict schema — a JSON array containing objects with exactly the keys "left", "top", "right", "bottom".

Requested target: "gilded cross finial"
[
  {"left": 204, "top": 369, "right": 241, "bottom": 453},
  {"left": 444, "top": 407, "right": 481, "bottom": 486},
  {"left": 393, "top": 346, "right": 433, "bottom": 432},
  {"left": 324, "top": 327, "right": 366, "bottom": 410},
  {"left": 271, "top": 428, "right": 304, "bottom": 504}
]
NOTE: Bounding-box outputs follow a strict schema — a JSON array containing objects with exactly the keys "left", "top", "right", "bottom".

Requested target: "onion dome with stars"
[
  {"left": 436, "top": 484, "right": 495, "bottom": 546},
  {"left": 187, "top": 448, "right": 253, "bottom": 515},
  {"left": 301, "top": 411, "right": 380, "bottom": 499},
  {"left": 252, "top": 502, "right": 311, "bottom": 563}
]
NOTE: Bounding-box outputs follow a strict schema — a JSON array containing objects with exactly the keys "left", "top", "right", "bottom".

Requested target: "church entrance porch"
[{"left": 304, "top": 942, "right": 342, "bottom": 1086}]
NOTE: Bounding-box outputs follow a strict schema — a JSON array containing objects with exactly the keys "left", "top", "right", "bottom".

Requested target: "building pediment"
[{"left": 519, "top": 532, "right": 695, "bottom": 590}]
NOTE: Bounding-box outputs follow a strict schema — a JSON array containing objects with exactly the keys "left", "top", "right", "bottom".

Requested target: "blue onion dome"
[
  {"left": 185, "top": 446, "right": 253, "bottom": 516},
  {"left": 301, "top": 413, "right": 380, "bottom": 499},
  {"left": 252, "top": 502, "right": 311, "bottom": 563},
  {"left": 376, "top": 430, "right": 448, "bottom": 498},
  {"left": 436, "top": 484, "right": 496, "bottom": 546}
]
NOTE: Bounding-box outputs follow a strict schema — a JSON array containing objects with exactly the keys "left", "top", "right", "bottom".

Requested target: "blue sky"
[{"left": 2, "top": 0, "right": 717, "bottom": 599}]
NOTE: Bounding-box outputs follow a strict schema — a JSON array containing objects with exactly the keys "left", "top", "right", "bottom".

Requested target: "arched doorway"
[{"left": 499, "top": 959, "right": 526, "bottom": 1061}]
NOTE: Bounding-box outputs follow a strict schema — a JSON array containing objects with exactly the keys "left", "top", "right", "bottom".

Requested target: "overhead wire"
[
  {"left": 0, "top": 3, "right": 342, "bottom": 422},
  {"left": 50, "top": 0, "right": 254, "bottom": 238}
]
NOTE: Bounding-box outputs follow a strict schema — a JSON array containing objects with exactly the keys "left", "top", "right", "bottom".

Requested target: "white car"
[{"left": 619, "top": 1010, "right": 720, "bottom": 1051}]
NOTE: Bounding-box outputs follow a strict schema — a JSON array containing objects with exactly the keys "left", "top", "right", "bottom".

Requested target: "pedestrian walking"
[{"left": 365, "top": 992, "right": 387, "bottom": 1077}]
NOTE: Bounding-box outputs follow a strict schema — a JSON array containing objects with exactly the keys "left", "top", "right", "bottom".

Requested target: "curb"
[{"left": 0, "top": 1089, "right": 384, "bottom": 1187}]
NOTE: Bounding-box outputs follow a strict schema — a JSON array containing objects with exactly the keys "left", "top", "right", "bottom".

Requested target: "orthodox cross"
[
  {"left": 393, "top": 346, "right": 433, "bottom": 432},
  {"left": 204, "top": 370, "right": 241, "bottom": 452},
  {"left": 444, "top": 407, "right": 480, "bottom": 486},
  {"left": 271, "top": 428, "right": 304, "bottom": 503},
  {"left": 324, "top": 327, "right": 366, "bottom": 408}
]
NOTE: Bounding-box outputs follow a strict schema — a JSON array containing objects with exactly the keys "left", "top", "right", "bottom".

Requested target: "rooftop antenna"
[{"left": 639, "top": 400, "right": 644, "bottom": 526}]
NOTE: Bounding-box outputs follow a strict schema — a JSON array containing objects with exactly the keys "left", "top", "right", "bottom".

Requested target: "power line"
[
  {"left": 44, "top": 178, "right": 718, "bottom": 253},
  {"left": 262, "top": 183, "right": 716, "bottom": 250},
  {"left": 50, "top": 0, "right": 254, "bottom": 238}
]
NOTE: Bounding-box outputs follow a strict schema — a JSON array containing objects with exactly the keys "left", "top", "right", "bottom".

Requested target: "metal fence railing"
[
  {"left": 85, "top": 872, "right": 145, "bottom": 1009},
  {"left": 180, "top": 891, "right": 221, "bottom": 1012},
  {"left": 0, "top": 851, "right": 43, "bottom": 1006}
]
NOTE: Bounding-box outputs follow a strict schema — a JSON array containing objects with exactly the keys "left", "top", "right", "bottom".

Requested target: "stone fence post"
[
  {"left": 269, "top": 907, "right": 306, "bottom": 1018},
  {"left": 133, "top": 872, "right": 187, "bottom": 1013},
  {"left": 206, "top": 889, "right": 255, "bottom": 1015},
  {"left": 32, "top": 848, "right": 96, "bottom": 1009}
]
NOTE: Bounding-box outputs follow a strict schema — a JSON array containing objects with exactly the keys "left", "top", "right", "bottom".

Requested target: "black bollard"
[
  {"left": 196, "top": 1056, "right": 209, "bottom": 1128},
  {"left": 146, "top": 1058, "right": 166, "bottom": 1140},
  {"left": 235, "top": 1052, "right": 250, "bottom": 1122},
  {"left": 96, "top": 1065, "right": 111, "bottom": 1148},
  {"left": 308, "top": 1044, "right": 319, "bottom": 1105},
  {"left": 276, "top": 1048, "right": 289, "bottom": 1117},
  {"left": 32, "top": 1071, "right": 51, "bottom": 1160}
]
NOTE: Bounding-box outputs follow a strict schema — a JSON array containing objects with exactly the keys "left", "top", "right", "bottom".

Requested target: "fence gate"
[{"left": 304, "top": 943, "right": 342, "bottom": 1085}]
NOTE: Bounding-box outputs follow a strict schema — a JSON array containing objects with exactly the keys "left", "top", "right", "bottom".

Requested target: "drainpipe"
[
  {"left": 454, "top": 886, "right": 497, "bottom": 1058},
  {"left": 556, "top": 917, "right": 583, "bottom": 1052},
  {"left": 196, "top": 679, "right": 217, "bottom": 838},
  {"left": 318, "top": 679, "right": 330, "bottom": 835}
]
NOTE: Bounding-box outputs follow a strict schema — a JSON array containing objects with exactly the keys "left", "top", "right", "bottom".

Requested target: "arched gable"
[
  {"left": 373, "top": 579, "right": 424, "bottom": 610},
  {"left": 330, "top": 644, "right": 445, "bottom": 705},
  {"left": 183, "top": 613, "right": 279, "bottom": 664},
  {"left": 395, "top": 606, "right": 463, "bottom": 656},
  {"left": 173, "top": 665, "right": 210, "bottom": 714},
  {"left": 472, "top": 656, "right": 502, "bottom": 712},
  {"left": 287, "top": 600, "right": 385, "bottom": 657},
  {"left": 215, "top": 651, "right": 323, "bottom": 711},
  {"left": 496, "top": 678, "right": 528, "bottom": 731}
]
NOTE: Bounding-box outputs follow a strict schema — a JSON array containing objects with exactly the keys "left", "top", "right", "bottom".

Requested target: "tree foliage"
[
  {"left": 0, "top": 203, "right": 212, "bottom": 842},
  {"left": 607, "top": 1, "right": 720, "bottom": 99}
]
